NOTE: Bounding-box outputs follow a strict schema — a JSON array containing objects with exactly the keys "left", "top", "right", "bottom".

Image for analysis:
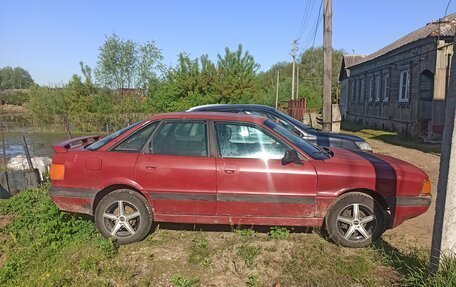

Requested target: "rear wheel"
[
  {"left": 95, "top": 189, "right": 153, "bottom": 244},
  {"left": 325, "top": 192, "right": 385, "bottom": 248}
]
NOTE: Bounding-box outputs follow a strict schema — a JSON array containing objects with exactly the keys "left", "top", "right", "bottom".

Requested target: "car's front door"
[
  {"left": 214, "top": 121, "right": 317, "bottom": 218},
  {"left": 135, "top": 120, "right": 217, "bottom": 215}
]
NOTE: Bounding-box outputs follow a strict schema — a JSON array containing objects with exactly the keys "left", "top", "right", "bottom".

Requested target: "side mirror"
[{"left": 282, "top": 149, "right": 303, "bottom": 165}]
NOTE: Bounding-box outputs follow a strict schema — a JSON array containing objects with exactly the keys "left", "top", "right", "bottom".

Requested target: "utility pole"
[
  {"left": 322, "top": 0, "right": 332, "bottom": 131},
  {"left": 430, "top": 41, "right": 456, "bottom": 272},
  {"left": 297, "top": 63, "right": 300, "bottom": 99},
  {"left": 291, "top": 40, "right": 297, "bottom": 100},
  {"left": 275, "top": 71, "right": 280, "bottom": 109}
]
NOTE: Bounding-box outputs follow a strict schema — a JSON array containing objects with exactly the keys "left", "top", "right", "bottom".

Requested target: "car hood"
[
  {"left": 306, "top": 129, "right": 365, "bottom": 142},
  {"left": 312, "top": 147, "right": 428, "bottom": 197}
]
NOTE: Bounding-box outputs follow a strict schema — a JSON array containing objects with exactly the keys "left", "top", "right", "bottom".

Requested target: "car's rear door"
[
  {"left": 214, "top": 121, "right": 317, "bottom": 218},
  {"left": 135, "top": 120, "right": 217, "bottom": 216}
]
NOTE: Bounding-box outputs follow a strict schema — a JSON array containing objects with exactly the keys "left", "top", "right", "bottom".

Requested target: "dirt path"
[{"left": 365, "top": 138, "right": 440, "bottom": 249}]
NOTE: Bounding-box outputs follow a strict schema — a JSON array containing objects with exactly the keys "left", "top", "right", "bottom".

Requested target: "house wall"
[{"left": 344, "top": 37, "right": 452, "bottom": 139}]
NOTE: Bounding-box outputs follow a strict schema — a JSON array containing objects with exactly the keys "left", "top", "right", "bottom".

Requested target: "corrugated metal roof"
[{"left": 348, "top": 12, "right": 456, "bottom": 68}]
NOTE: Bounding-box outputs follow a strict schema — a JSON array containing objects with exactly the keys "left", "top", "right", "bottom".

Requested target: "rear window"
[{"left": 85, "top": 121, "right": 144, "bottom": 151}]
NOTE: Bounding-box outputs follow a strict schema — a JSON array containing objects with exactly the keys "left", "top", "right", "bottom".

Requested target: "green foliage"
[
  {"left": 188, "top": 237, "right": 211, "bottom": 267},
  {"left": 234, "top": 228, "right": 256, "bottom": 237},
  {"left": 0, "top": 185, "right": 104, "bottom": 285},
  {"left": 246, "top": 274, "right": 260, "bottom": 287},
  {"left": 95, "top": 33, "right": 163, "bottom": 91},
  {"left": 0, "top": 90, "right": 30, "bottom": 105},
  {"left": 237, "top": 244, "right": 260, "bottom": 267},
  {"left": 170, "top": 275, "right": 200, "bottom": 287},
  {"left": 0, "top": 66, "right": 34, "bottom": 89},
  {"left": 268, "top": 226, "right": 290, "bottom": 239},
  {"left": 23, "top": 40, "right": 344, "bottom": 133}
]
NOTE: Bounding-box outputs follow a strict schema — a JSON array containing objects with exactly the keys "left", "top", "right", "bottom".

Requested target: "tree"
[
  {"left": 0, "top": 66, "right": 34, "bottom": 89},
  {"left": 94, "top": 33, "right": 163, "bottom": 92},
  {"left": 214, "top": 44, "right": 260, "bottom": 103}
]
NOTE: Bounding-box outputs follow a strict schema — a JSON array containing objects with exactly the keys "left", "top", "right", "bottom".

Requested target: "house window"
[
  {"left": 350, "top": 79, "right": 356, "bottom": 102},
  {"left": 375, "top": 75, "right": 381, "bottom": 102},
  {"left": 355, "top": 79, "right": 360, "bottom": 102},
  {"left": 383, "top": 73, "right": 390, "bottom": 102},
  {"left": 399, "top": 70, "right": 410, "bottom": 102},
  {"left": 360, "top": 78, "right": 365, "bottom": 101},
  {"left": 368, "top": 76, "right": 374, "bottom": 101}
]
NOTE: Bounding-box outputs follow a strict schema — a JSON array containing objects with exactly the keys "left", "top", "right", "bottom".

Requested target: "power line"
[
  {"left": 296, "top": 0, "right": 316, "bottom": 41},
  {"left": 300, "top": 0, "right": 323, "bottom": 52},
  {"left": 445, "top": 0, "right": 452, "bottom": 16},
  {"left": 310, "top": 2, "right": 324, "bottom": 49}
]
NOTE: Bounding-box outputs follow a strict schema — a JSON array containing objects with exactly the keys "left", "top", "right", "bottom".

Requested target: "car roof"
[
  {"left": 149, "top": 112, "right": 267, "bottom": 124},
  {"left": 186, "top": 104, "right": 274, "bottom": 111}
]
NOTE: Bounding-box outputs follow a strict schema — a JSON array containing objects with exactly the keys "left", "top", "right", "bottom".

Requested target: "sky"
[{"left": 0, "top": 0, "right": 454, "bottom": 85}]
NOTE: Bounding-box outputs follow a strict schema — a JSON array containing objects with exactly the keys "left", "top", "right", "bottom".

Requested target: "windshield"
[
  {"left": 85, "top": 121, "right": 144, "bottom": 151},
  {"left": 272, "top": 109, "right": 317, "bottom": 131},
  {"left": 265, "top": 119, "right": 329, "bottom": 160}
]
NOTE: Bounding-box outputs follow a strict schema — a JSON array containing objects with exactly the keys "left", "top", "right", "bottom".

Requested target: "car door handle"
[
  {"left": 224, "top": 168, "right": 236, "bottom": 174},
  {"left": 145, "top": 165, "right": 157, "bottom": 170}
]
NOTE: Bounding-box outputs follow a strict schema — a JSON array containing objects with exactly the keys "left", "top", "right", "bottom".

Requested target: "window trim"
[
  {"left": 213, "top": 121, "right": 292, "bottom": 160},
  {"left": 109, "top": 121, "right": 160, "bottom": 153},
  {"left": 399, "top": 69, "right": 411, "bottom": 103},
  {"left": 375, "top": 74, "right": 381, "bottom": 102},
  {"left": 383, "top": 72, "right": 390, "bottom": 102},
  {"left": 368, "top": 76, "right": 374, "bottom": 102},
  {"left": 145, "top": 119, "right": 210, "bottom": 158}
]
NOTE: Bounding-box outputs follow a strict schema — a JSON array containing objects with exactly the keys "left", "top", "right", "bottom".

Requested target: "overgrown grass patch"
[
  {"left": 0, "top": 185, "right": 455, "bottom": 286},
  {"left": 0, "top": 185, "right": 118, "bottom": 286}
]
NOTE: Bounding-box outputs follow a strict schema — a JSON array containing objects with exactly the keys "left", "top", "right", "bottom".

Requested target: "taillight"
[
  {"left": 421, "top": 179, "right": 431, "bottom": 195},
  {"left": 50, "top": 164, "right": 65, "bottom": 180}
]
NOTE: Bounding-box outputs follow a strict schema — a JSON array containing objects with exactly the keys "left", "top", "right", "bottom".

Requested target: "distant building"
[{"left": 339, "top": 13, "right": 456, "bottom": 140}]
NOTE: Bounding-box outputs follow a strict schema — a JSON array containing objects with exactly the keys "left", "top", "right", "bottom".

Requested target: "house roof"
[
  {"left": 348, "top": 12, "right": 456, "bottom": 68},
  {"left": 339, "top": 54, "right": 367, "bottom": 81}
]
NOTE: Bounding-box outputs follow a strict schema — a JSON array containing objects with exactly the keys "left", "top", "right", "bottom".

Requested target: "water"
[{"left": 1, "top": 132, "right": 94, "bottom": 159}]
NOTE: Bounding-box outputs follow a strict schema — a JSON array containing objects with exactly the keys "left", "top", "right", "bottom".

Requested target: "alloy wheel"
[
  {"left": 336, "top": 203, "right": 376, "bottom": 241},
  {"left": 102, "top": 200, "right": 141, "bottom": 237}
]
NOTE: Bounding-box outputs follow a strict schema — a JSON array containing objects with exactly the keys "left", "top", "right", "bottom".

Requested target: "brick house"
[{"left": 339, "top": 13, "right": 456, "bottom": 140}]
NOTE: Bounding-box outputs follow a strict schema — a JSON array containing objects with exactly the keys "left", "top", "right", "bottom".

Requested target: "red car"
[{"left": 49, "top": 112, "right": 431, "bottom": 247}]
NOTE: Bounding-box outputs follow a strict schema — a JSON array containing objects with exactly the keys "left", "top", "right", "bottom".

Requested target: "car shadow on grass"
[{"left": 372, "top": 238, "right": 428, "bottom": 279}]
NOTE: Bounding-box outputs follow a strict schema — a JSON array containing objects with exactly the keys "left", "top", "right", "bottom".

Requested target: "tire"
[
  {"left": 95, "top": 189, "right": 153, "bottom": 244},
  {"left": 325, "top": 192, "right": 385, "bottom": 248}
]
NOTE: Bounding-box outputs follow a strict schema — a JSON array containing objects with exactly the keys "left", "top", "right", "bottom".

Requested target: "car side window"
[
  {"left": 215, "top": 122, "right": 287, "bottom": 159},
  {"left": 150, "top": 121, "right": 208, "bottom": 157},
  {"left": 248, "top": 111, "right": 302, "bottom": 136},
  {"left": 113, "top": 122, "right": 158, "bottom": 152}
]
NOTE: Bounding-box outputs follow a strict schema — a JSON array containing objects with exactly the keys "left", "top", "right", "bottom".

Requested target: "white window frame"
[
  {"left": 375, "top": 75, "right": 381, "bottom": 102},
  {"left": 368, "top": 76, "right": 374, "bottom": 101},
  {"left": 383, "top": 73, "right": 390, "bottom": 102},
  {"left": 399, "top": 69, "right": 410, "bottom": 102}
]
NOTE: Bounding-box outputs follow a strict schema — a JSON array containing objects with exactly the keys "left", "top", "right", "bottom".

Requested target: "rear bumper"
[
  {"left": 386, "top": 195, "right": 432, "bottom": 228},
  {"left": 49, "top": 186, "right": 97, "bottom": 215}
]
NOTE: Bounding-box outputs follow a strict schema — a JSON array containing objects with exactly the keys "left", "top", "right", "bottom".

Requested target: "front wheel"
[
  {"left": 325, "top": 192, "right": 385, "bottom": 248},
  {"left": 95, "top": 189, "right": 153, "bottom": 244}
]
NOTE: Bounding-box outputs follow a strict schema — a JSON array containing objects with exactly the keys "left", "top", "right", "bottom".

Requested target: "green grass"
[
  {"left": 188, "top": 236, "right": 211, "bottom": 267},
  {"left": 342, "top": 120, "right": 441, "bottom": 154},
  {"left": 237, "top": 244, "right": 261, "bottom": 267},
  {"left": 234, "top": 227, "right": 256, "bottom": 237},
  {"left": 0, "top": 185, "right": 455, "bottom": 286},
  {"left": 268, "top": 226, "right": 290, "bottom": 239},
  {"left": 170, "top": 275, "right": 200, "bottom": 287}
]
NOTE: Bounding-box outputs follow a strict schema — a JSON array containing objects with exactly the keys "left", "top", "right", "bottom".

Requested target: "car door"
[
  {"left": 214, "top": 121, "right": 318, "bottom": 218},
  {"left": 135, "top": 120, "right": 217, "bottom": 215}
]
